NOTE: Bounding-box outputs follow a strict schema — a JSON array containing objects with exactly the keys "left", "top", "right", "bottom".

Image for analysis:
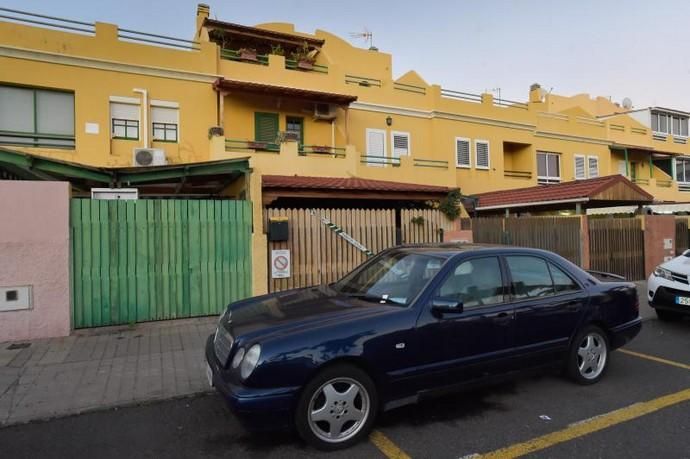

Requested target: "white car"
[{"left": 648, "top": 250, "right": 690, "bottom": 320}]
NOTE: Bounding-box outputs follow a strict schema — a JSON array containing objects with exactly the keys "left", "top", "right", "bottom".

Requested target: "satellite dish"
[{"left": 622, "top": 97, "right": 633, "bottom": 109}]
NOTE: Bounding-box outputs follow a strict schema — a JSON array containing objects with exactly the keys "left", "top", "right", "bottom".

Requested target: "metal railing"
[
  {"left": 118, "top": 28, "right": 199, "bottom": 50},
  {"left": 504, "top": 170, "right": 532, "bottom": 179},
  {"left": 413, "top": 158, "right": 448, "bottom": 169},
  {"left": 360, "top": 155, "right": 400, "bottom": 166},
  {"left": 493, "top": 98, "right": 528, "bottom": 110},
  {"left": 631, "top": 127, "right": 647, "bottom": 135},
  {"left": 0, "top": 130, "right": 75, "bottom": 149},
  {"left": 345, "top": 75, "right": 382, "bottom": 88},
  {"left": 394, "top": 82, "right": 426, "bottom": 95},
  {"left": 285, "top": 59, "right": 328, "bottom": 73},
  {"left": 225, "top": 138, "right": 279, "bottom": 152},
  {"left": 299, "top": 145, "right": 345, "bottom": 157},
  {"left": 220, "top": 49, "right": 269, "bottom": 65},
  {"left": 632, "top": 177, "right": 649, "bottom": 186},
  {"left": 538, "top": 112, "right": 569, "bottom": 121},
  {"left": 440, "top": 89, "right": 482, "bottom": 103},
  {"left": 657, "top": 179, "right": 673, "bottom": 188},
  {"left": 652, "top": 132, "right": 668, "bottom": 142},
  {"left": 0, "top": 6, "right": 95, "bottom": 34}
]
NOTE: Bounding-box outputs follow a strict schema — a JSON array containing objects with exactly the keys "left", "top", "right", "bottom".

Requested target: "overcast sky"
[{"left": 4, "top": 0, "right": 689, "bottom": 110}]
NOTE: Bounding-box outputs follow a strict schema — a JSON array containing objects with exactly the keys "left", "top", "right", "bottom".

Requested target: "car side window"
[
  {"left": 506, "top": 256, "right": 555, "bottom": 299},
  {"left": 436, "top": 257, "right": 504, "bottom": 308},
  {"left": 549, "top": 263, "right": 580, "bottom": 293}
]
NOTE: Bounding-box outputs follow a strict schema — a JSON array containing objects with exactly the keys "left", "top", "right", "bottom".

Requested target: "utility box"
[{"left": 268, "top": 216, "right": 289, "bottom": 241}]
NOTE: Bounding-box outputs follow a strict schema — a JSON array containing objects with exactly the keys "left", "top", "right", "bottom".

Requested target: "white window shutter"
[
  {"left": 392, "top": 132, "right": 410, "bottom": 158},
  {"left": 574, "top": 156, "right": 586, "bottom": 179},
  {"left": 151, "top": 106, "right": 178, "bottom": 124},
  {"left": 588, "top": 156, "right": 599, "bottom": 178},
  {"left": 366, "top": 129, "right": 386, "bottom": 166},
  {"left": 475, "top": 141, "right": 489, "bottom": 169},
  {"left": 456, "top": 138, "right": 470, "bottom": 167},
  {"left": 110, "top": 102, "right": 140, "bottom": 121}
]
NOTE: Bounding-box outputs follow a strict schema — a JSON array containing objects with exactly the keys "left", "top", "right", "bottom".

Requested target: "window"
[
  {"left": 455, "top": 137, "right": 471, "bottom": 168},
  {"left": 574, "top": 155, "right": 586, "bottom": 180},
  {"left": 151, "top": 102, "right": 179, "bottom": 142},
  {"left": 286, "top": 117, "right": 304, "bottom": 145},
  {"left": 110, "top": 99, "right": 140, "bottom": 140},
  {"left": 549, "top": 263, "right": 580, "bottom": 293},
  {"left": 588, "top": 156, "right": 599, "bottom": 178},
  {"left": 537, "top": 151, "right": 561, "bottom": 184},
  {"left": 652, "top": 111, "right": 688, "bottom": 137},
  {"left": 391, "top": 131, "right": 410, "bottom": 159},
  {"left": 437, "top": 257, "right": 504, "bottom": 308},
  {"left": 506, "top": 256, "right": 554, "bottom": 299},
  {"left": 676, "top": 158, "right": 690, "bottom": 183},
  {"left": 254, "top": 112, "right": 279, "bottom": 142},
  {"left": 366, "top": 128, "right": 387, "bottom": 166},
  {"left": 475, "top": 140, "right": 490, "bottom": 169},
  {"left": 0, "top": 85, "right": 75, "bottom": 148},
  {"left": 618, "top": 160, "right": 627, "bottom": 176}
]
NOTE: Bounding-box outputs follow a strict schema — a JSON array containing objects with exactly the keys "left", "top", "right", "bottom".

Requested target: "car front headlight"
[
  {"left": 240, "top": 344, "right": 261, "bottom": 379},
  {"left": 654, "top": 266, "right": 674, "bottom": 281},
  {"left": 231, "top": 347, "right": 245, "bottom": 369}
]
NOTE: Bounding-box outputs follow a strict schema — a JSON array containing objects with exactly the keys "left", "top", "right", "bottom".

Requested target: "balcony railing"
[
  {"left": 393, "top": 82, "right": 426, "bottom": 95},
  {"left": 493, "top": 98, "right": 528, "bottom": 110},
  {"left": 225, "top": 138, "right": 279, "bottom": 152},
  {"left": 345, "top": 75, "right": 382, "bottom": 87},
  {"left": 285, "top": 59, "right": 328, "bottom": 74},
  {"left": 220, "top": 49, "right": 269, "bottom": 65},
  {"left": 413, "top": 158, "right": 448, "bottom": 169},
  {"left": 440, "top": 89, "right": 482, "bottom": 103},
  {"left": 632, "top": 177, "right": 649, "bottom": 186},
  {"left": 360, "top": 155, "right": 400, "bottom": 166},
  {"left": 0, "top": 6, "right": 95, "bottom": 35},
  {"left": 504, "top": 170, "right": 532, "bottom": 179},
  {"left": 299, "top": 145, "right": 345, "bottom": 157},
  {"left": 0, "top": 130, "right": 75, "bottom": 149},
  {"left": 652, "top": 132, "right": 668, "bottom": 142},
  {"left": 679, "top": 183, "right": 690, "bottom": 192},
  {"left": 657, "top": 179, "right": 673, "bottom": 188}
]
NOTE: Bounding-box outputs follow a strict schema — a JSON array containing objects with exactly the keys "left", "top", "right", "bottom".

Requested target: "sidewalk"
[{"left": 0, "top": 317, "right": 216, "bottom": 426}]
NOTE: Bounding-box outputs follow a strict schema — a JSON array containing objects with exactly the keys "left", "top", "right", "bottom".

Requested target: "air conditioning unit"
[
  {"left": 133, "top": 148, "right": 167, "bottom": 167},
  {"left": 314, "top": 103, "right": 337, "bottom": 121}
]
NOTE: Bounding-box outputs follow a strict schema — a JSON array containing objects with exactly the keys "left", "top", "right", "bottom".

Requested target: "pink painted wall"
[
  {"left": 0, "top": 180, "right": 71, "bottom": 342},
  {"left": 643, "top": 215, "right": 675, "bottom": 279}
]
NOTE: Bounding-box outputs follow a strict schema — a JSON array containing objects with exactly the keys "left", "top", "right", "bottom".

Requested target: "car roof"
[{"left": 389, "top": 243, "right": 553, "bottom": 259}]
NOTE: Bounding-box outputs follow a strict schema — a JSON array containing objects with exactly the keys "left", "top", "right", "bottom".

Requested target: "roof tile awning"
[
  {"left": 473, "top": 175, "right": 654, "bottom": 212},
  {"left": 214, "top": 78, "right": 357, "bottom": 106},
  {"left": 262, "top": 175, "right": 450, "bottom": 203},
  {"left": 204, "top": 18, "right": 325, "bottom": 48}
]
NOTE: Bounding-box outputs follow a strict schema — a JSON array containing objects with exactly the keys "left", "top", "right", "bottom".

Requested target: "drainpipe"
[
  {"left": 648, "top": 153, "right": 653, "bottom": 179},
  {"left": 133, "top": 88, "right": 148, "bottom": 148},
  {"left": 623, "top": 148, "right": 629, "bottom": 177},
  {"left": 331, "top": 119, "right": 335, "bottom": 150}
]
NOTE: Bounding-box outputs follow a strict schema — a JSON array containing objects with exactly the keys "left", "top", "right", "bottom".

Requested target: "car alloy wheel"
[
  {"left": 577, "top": 331, "right": 607, "bottom": 380},
  {"left": 307, "top": 377, "right": 370, "bottom": 443}
]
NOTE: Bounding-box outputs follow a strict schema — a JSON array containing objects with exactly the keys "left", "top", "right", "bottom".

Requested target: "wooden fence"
[
  {"left": 676, "top": 218, "right": 689, "bottom": 256},
  {"left": 401, "top": 209, "right": 455, "bottom": 244},
  {"left": 472, "top": 216, "right": 582, "bottom": 265},
  {"left": 265, "top": 208, "right": 396, "bottom": 292},
  {"left": 588, "top": 217, "right": 645, "bottom": 280}
]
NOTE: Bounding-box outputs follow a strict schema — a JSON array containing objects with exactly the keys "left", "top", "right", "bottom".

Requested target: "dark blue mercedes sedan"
[{"left": 204, "top": 244, "right": 641, "bottom": 450}]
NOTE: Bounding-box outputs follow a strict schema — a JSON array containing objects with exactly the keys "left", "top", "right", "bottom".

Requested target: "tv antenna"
[{"left": 350, "top": 28, "right": 375, "bottom": 49}]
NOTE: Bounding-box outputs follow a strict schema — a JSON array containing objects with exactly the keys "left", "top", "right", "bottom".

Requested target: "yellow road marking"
[
  {"left": 479, "top": 387, "right": 690, "bottom": 459},
  {"left": 370, "top": 430, "right": 411, "bottom": 459},
  {"left": 619, "top": 349, "right": 690, "bottom": 371}
]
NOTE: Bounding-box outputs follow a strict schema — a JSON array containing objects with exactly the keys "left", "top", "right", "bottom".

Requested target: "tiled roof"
[
  {"left": 214, "top": 79, "right": 357, "bottom": 105},
  {"left": 262, "top": 175, "right": 450, "bottom": 193},
  {"left": 474, "top": 175, "right": 654, "bottom": 209}
]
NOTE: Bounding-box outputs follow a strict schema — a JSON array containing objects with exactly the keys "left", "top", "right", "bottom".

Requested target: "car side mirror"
[{"left": 431, "top": 298, "right": 464, "bottom": 315}]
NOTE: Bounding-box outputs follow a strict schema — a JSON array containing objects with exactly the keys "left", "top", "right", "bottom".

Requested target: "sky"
[{"left": 3, "top": 0, "right": 690, "bottom": 110}]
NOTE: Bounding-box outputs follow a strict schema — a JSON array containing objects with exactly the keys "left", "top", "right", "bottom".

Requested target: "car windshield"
[{"left": 334, "top": 251, "right": 445, "bottom": 306}]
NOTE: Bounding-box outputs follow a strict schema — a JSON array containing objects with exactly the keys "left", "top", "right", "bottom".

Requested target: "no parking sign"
[{"left": 271, "top": 249, "right": 291, "bottom": 279}]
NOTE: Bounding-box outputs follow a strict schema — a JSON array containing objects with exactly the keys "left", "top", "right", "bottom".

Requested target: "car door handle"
[
  {"left": 485, "top": 311, "right": 513, "bottom": 324},
  {"left": 565, "top": 301, "right": 581, "bottom": 311}
]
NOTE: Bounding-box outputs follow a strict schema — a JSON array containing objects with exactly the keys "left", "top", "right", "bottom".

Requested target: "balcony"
[
  {"left": 220, "top": 48, "right": 329, "bottom": 74},
  {"left": 299, "top": 145, "right": 345, "bottom": 157},
  {"left": 225, "top": 138, "right": 279, "bottom": 152},
  {"left": 504, "top": 170, "right": 532, "bottom": 179}
]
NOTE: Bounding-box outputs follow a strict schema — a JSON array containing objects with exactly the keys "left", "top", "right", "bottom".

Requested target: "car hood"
[
  {"left": 222, "top": 285, "right": 400, "bottom": 342},
  {"left": 661, "top": 252, "right": 690, "bottom": 274}
]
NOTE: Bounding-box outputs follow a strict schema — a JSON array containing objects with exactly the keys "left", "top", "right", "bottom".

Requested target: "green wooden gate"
[{"left": 71, "top": 199, "right": 252, "bottom": 328}]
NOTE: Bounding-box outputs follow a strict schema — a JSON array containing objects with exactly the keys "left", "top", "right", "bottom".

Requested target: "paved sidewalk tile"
[{"left": 0, "top": 317, "right": 216, "bottom": 426}]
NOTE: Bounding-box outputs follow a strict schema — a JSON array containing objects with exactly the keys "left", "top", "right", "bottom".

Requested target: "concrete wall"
[
  {"left": 0, "top": 181, "right": 71, "bottom": 342},
  {"left": 643, "top": 215, "right": 676, "bottom": 278}
]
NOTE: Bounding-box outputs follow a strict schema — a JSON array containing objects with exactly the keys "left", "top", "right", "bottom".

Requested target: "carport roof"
[{"left": 473, "top": 175, "right": 654, "bottom": 212}]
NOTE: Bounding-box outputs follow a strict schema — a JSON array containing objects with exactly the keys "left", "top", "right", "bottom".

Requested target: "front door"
[{"left": 414, "top": 255, "right": 515, "bottom": 389}]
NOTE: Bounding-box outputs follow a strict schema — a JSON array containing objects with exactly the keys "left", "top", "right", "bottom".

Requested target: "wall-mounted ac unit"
[
  {"left": 133, "top": 148, "right": 167, "bottom": 167},
  {"left": 314, "top": 103, "right": 337, "bottom": 121}
]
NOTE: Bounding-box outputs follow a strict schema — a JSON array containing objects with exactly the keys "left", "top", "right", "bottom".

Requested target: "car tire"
[
  {"left": 295, "top": 363, "right": 378, "bottom": 451},
  {"left": 566, "top": 325, "right": 609, "bottom": 385},
  {"left": 656, "top": 309, "right": 682, "bottom": 321}
]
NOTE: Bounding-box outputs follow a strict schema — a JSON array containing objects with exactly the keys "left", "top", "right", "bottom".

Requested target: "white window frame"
[
  {"left": 455, "top": 137, "right": 471, "bottom": 169},
  {"left": 390, "top": 131, "right": 411, "bottom": 159},
  {"left": 676, "top": 157, "right": 690, "bottom": 184},
  {"left": 474, "top": 139, "right": 490, "bottom": 170},
  {"left": 537, "top": 151, "right": 561, "bottom": 185},
  {"left": 365, "top": 128, "right": 387, "bottom": 167},
  {"left": 574, "top": 154, "right": 586, "bottom": 180},
  {"left": 151, "top": 100, "right": 180, "bottom": 143},
  {"left": 587, "top": 155, "right": 599, "bottom": 178},
  {"left": 109, "top": 96, "right": 141, "bottom": 141}
]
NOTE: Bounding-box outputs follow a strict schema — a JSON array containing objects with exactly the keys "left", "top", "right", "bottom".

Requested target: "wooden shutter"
[
  {"left": 456, "top": 138, "right": 470, "bottom": 167},
  {"left": 475, "top": 140, "right": 489, "bottom": 169},
  {"left": 574, "top": 155, "right": 586, "bottom": 179},
  {"left": 392, "top": 132, "right": 410, "bottom": 158},
  {"left": 254, "top": 112, "right": 279, "bottom": 142},
  {"left": 588, "top": 156, "right": 599, "bottom": 178}
]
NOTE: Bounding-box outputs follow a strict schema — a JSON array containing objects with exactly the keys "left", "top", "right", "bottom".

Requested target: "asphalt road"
[{"left": 1, "top": 317, "right": 689, "bottom": 458}]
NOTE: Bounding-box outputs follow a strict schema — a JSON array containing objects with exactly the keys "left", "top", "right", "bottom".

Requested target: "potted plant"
[
  {"left": 312, "top": 145, "right": 331, "bottom": 154},
  {"left": 238, "top": 47, "right": 258, "bottom": 62},
  {"left": 270, "top": 44, "right": 285, "bottom": 56},
  {"left": 290, "top": 42, "right": 317, "bottom": 70}
]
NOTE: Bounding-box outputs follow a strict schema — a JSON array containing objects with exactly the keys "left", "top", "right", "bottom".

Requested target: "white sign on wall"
[{"left": 271, "top": 249, "right": 291, "bottom": 279}]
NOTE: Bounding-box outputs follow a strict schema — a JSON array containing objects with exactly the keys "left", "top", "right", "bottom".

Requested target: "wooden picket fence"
[
  {"left": 588, "top": 217, "right": 645, "bottom": 280},
  {"left": 401, "top": 208, "right": 455, "bottom": 244},
  {"left": 265, "top": 208, "right": 397, "bottom": 292},
  {"left": 675, "top": 218, "right": 689, "bottom": 256},
  {"left": 472, "top": 216, "right": 582, "bottom": 265}
]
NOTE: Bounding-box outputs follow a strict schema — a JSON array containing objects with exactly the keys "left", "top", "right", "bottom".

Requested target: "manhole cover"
[{"left": 7, "top": 343, "right": 31, "bottom": 350}]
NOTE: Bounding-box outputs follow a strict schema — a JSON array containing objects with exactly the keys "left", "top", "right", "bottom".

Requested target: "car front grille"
[
  {"left": 670, "top": 271, "right": 689, "bottom": 285},
  {"left": 213, "top": 326, "right": 234, "bottom": 365}
]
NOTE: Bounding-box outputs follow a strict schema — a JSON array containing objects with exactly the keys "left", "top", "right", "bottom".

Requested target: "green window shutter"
[{"left": 254, "top": 112, "right": 279, "bottom": 142}]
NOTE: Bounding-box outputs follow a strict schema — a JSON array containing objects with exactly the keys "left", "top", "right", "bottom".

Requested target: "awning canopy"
[
  {"left": 214, "top": 78, "right": 357, "bottom": 106},
  {"left": 472, "top": 175, "right": 654, "bottom": 213},
  {"left": 204, "top": 18, "right": 325, "bottom": 48},
  {"left": 0, "top": 148, "right": 250, "bottom": 197}
]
